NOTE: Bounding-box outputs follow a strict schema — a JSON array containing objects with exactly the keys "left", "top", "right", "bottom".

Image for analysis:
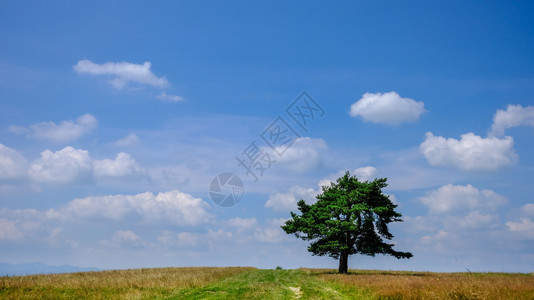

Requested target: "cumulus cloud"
[
  {"left": 215, "top": 218, "right": 289, "bottom": 245},
  {"left": 74, "top": 59, "right": 169, "bottom": 89},
  {"left": 353, "top": 166, "right": 377, "bottom": 181},
  {"left": 148, "top": 168, "right": 190, "bottom": 190},
  {"left": 349, "top": 91, "right": 425, "bottom": 125},
  {"left": 419, "top": 230, "right": 453, "bottom": 254},
  {"left": 114, "top": 133, "right": 139, "bottom": 146},
  {"left": 451, "top": 211, "right": 500, "bottom": 229},
  {"left": 93, "top": 152, "right": 144, "bottom": 178},
  {"left": 27, "top": 146, "right": 144, "bottom": 184},
  {"left": 489, "top": 104, "right": 534, "bottom": 137},
  {"left": 157, "top": 92, "right": 184, "bottom": 102},
  {"left": 270, "top": 137, "right": 327, "bottom": 172},
  {"left": 158, "top": 231, "right": 198, "bottom": 247},
  {"left": 0, "top": 207, "right": 64, "bottom": 222},
  {"left": 0, "top": 144, "right": 27, "bottom": 180},
  {"left": 420, "top": 132, "right": 517, "bottom": 171},
  {"left": 208, "top": 229, "right": 233, "bottom": 241},
  {"left": 387, "top": 194, "right": 398, "bottom": 205},
  {"left": 264, "top": 166, "right": 382, "bottom": 212},
  {"left": 419, "top": 184, "right": 507, "bottom": 214},
  {"left": 265, "top": 186, "right": 317, "bottom": 212},
  {"left": 62, "top": 190, "right": 212, "bottom": 226},
  {"left": 518, "top": 203, "right": 534, "bottom": 216},
  {"left": 505, "top": 203, "right": 534, "bottom": 238},
  {"left": 29, "top": 147, "right": 92, "bottom": 183},
  {"left": 506, "top": 218, "right": 534, "bottom": 237},
  {"left": 0, "top": 208, "right": 66, "bottom": 243},
  {"left": 225, "top": 217, "right": 258, "bottom": 230},
  {"left": 317, "top": 166, "right": 378, "bottom": 189},
  {"left": 253, "top": 218, "right": 288, "bottom": 243},
  {"left": 111, "top": 230, "right": 144, "bottom": 246},
  {"left": 0, "top": 218, "right": 24, "bottom": 241},
  {"left": 316, "top": 170, "right": 348, "bottom": 189},
  {"left": 9, "top": 114, "right": 97, "bottom": 143}
]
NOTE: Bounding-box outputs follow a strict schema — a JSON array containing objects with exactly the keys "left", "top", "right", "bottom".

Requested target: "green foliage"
[
  {"left": 281, "top": 171, "right": 412, "bottom": 270},
  {"left": 275, "top": 266, "right": 283, "bottom": 270}
]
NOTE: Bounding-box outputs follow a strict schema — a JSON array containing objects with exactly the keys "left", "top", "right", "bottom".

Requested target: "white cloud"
[
  {"left": 111, "top": 230, "right": 143, "bottom": 245},
  {"left": 420, "top": 132, "right": 517, "bottom": 171},
  {"left": 29, "top": 147, "right": 92, "bottom": 183},
  {"left": 217, "top": 218, "right": 289, "bottom": 245},
  {"left": 387, "top": 194, "right": 398, "bottom": 205},
  {"left": 9, "top": 114, "right": 97, "bottom": 143},
  {"left": 0, "top": 144, "right": 27, "bottom": 179},
  {"left": 419, "top": 230, "right": 452, "bottom": 254},
  {"left": 157, "top": 92, "right": 184, "bottom": 102},
  {"left": 93, "top": 152, "right": 144, "bottom": 178},
  {"left": 148, "top": 168, "right": 190, "bottom": 190},
  {"left": 158, "top": 231, "right": 199, "bottom": 247},
  {"left": 208, "top": 229, "right": 232, "bottom": 241},
  {"left": 421, "top": 229, "right": 449, "bottom": 243},
  {"left": 317, "top": 178, "right": 334, "bottom": 190},
  {"left": 316, "top": 170, "right": 346, "bottom": 190},
  {"left": 506, "top": 218, "right": 534, "bottom": 237},
  {"left": 505, "top": 203, "right": 534, "bottom": 238},
  {"left": 265, "top": 186, "right": 317, "bottom": 212},
  {"left": 0, "top": 218, "right": 24, "bottom": 241},
  {"left": 0, "top": 208, "right": 64, "bottom": 222},
  {"left": 419, "top": 184, "right": 507, "bottom": 214},
  {"left": 268, "top": 166, "right": 380, "bottom": 212},
  {"left": 270, "top": 137, "right": 327, "bottom": 172},
  {"left": 452, "top": 211, "right": 500, "bottom": 229},
  {"left": 176, "top": 232, "right": 198, "bottom": 246},
  {"left": 114, "top": 133, "right": 140, "bottom": 146},
  {"left": 28, "top": 146, "right": 144, "bottom": 184},
  {"left": 46, "top": 227, "right": 75, "bottom": 248},
  {"left": 62, "top": 190, "right": 212, "bottom": 226},
  {"left": 489, "top": 104, "right": 534, "bottom": 137},
  {"left": 353, "top": 166, "right": 377, "bottom": 181},
  {"left": 404, "top": 216, "right": 437, "bottom": 233},
  {"left": 518, "top": 203, "right": 534, "bottom": 217},
  {"left": 253, "top": 218, "right": 288, "bottom": 244},
  {"left": 408, "top": 211, "right": 500, "bottom": 235},
  {"left": 349, "top": 91, "right": 425, "bottom": 125},
  {"left": 0, "top": 208, "right": 66, "bottom": 244},
  {"left": 226, "top": 217, "right": 258, "bottom": 230},
  {"left": 74, "top": 60, "right": 169, "bottom": 89},
  {"left": 317, "top": 166, "right": 378, "bottom": 189}
]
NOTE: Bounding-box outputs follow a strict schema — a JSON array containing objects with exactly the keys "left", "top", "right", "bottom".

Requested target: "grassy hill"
[{"left": 1, "top": 267, "right": 533, "bottom": 299}]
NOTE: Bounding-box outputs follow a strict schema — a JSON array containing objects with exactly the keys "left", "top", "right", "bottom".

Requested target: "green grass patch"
[{"left": 174, "top": 268, "right": 371, "bottom": 299}]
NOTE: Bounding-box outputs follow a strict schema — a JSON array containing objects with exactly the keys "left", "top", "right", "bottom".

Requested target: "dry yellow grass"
[
  {"left": 2, "top": 267, "right": 533, "bottom": 299},
  {"left": 309, "top": 269, "right": 534, "bottom": 300},
  {"left": 0, "top": 266, "right": 255, "bottom": 299}
]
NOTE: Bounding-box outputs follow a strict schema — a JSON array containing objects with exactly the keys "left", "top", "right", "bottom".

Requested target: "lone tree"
[{"left": 281, "top": 171, "right": 412, "bottom": 274}]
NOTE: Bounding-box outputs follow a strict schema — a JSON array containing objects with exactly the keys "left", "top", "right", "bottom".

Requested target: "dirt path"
[
  {"left": 288, "top": 286, "right": 302, "bottom": 298},
  {"left": 173, "top": 269, "right": 355, "bottom": 299}
]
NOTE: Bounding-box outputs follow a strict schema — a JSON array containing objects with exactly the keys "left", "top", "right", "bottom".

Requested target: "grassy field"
[
  {"left": 311, "top": 269, "right": 534, "bottom": 299},
  {"left": 1, "top": 267, "right": 533, "bottom": 299}
]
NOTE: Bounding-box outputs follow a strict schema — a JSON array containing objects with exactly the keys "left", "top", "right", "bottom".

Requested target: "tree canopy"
[{"left": 281, "top": 171, "right": 412, "bottom": 273}]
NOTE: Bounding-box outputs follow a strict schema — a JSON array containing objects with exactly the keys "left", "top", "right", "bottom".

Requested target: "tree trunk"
[{"left": 338, "top": 251, "right": 349, "bottom": 274}]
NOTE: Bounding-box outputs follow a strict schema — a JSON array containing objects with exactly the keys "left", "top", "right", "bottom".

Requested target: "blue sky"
[{"left": 1, "top": 1, "right": 534, "bottom": 272}]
